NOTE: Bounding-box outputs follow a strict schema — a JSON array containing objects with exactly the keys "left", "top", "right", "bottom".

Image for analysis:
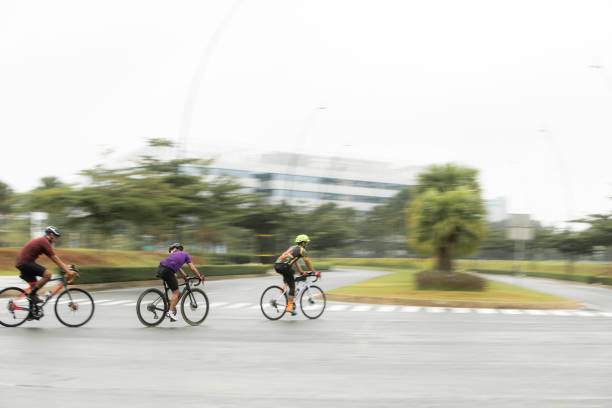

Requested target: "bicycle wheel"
[
  {"left": 0, "top": 287, "right": 31, "bottom": 327},
  {"left": 136, "top": 288, "right": 167, "bottom": 327},
  {"left": 55, "top": 288, "right": 95, "bottom": 327},
  {"left": 180, "top": 288, "right": 209, "bottom": 326},
  {"left": 260, "top": 285, "right": 287, "bottom": 320},
  {"left": 300, "top": 285, "right": 326, "bottom": 319}
]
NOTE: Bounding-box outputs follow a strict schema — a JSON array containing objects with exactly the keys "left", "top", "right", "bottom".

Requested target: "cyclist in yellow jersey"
[{"left": 273, "top": 234, "right": 316, "bottom": 315}]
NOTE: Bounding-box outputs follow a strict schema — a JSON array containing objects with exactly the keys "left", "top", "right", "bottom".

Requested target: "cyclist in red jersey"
[
  {"left": 273, "top": 234, "right": 316, "bottom": 315},
  {"left": 15, "top": 226, "right": 79, "bottom": 304}
]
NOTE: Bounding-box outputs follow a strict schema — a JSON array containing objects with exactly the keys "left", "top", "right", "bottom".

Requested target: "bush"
[
  {"left": 416, "top": 270, "right": 487, "bottom": 291},
  {"left": 471, "top": 268, "right": 612, "bottom": 286},
  {"left": 69, "top": 265, "right": 270, "bottom": 284},
  {"left": 206, "top": 253, "right": 253, "bottom": 265}
]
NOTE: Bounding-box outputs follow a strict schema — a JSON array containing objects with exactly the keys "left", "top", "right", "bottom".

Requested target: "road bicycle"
[
  {"left": 136, "top": 275, "right": 209, "bottom": 327},
  {"left": 0, "top": 266, "right": 94, "bottom": 328},
  {"left": 260, "top": 271, "right": 326, "bottom": 320}
]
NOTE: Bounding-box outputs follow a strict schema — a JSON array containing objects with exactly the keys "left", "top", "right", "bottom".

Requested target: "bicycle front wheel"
[
  {"left": 180, "top": 288, "right": 209, "bottom": 326},
  {"left": 300, "top": 285, "right": 326, "bottom": 319},
  {"left": 55, "top": 288, "right": 95, "bottom": 327},
  {"left": 260, "top": 285, "right": 287, "bottom": 320},
  {"left": 136, "top": 288, "right": 167, "bottom": 327},
  {"left": 0, "top": 287, "right": 30, "bottom": 327}
]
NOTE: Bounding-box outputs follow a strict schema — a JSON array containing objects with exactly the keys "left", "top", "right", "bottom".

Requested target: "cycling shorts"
[
  {"left": 16, "top": 262, "right": 47, "bottom": 283},
  {"left": 274, "top": 263, "right": 296, "bottom": 296},
  {"left": 156, "top": 265, "right": 179, "bottom": 291}
]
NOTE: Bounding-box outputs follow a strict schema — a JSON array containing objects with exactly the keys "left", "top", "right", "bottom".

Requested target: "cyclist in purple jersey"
[{"left": 157, "top": 243, "right": 203, "bottom": 322}]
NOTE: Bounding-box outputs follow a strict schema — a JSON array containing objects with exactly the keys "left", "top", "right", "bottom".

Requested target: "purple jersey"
[{"left": 160, "top": 251, "right": 192, "bottom": 273}]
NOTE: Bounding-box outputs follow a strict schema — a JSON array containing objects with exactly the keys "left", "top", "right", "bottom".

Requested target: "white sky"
[{"left": 1, "top": 0, "right": 612, "bottom": 229}]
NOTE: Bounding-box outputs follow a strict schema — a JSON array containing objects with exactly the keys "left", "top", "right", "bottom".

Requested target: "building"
[{"left": 188, "top": 152, "right": 423, "bottom": 213}]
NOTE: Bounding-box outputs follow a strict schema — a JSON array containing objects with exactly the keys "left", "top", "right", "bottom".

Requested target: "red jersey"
[{"left": 15, "top": 236, "right": 56, "bottom": 266}]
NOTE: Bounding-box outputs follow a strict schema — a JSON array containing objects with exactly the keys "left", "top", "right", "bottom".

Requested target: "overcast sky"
[{"left": 1, "top": 0, "right": 611, "bottom": 229}]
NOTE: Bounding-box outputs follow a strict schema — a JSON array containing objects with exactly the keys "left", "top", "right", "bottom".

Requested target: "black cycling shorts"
[
  {"left": 156, "top": 265, "right": 179, "bottom": 291},
  {"left": 274, "top": 263, "right": 296, "bottom": 296},
  {"left": 16, "top": 262, "right": 47, "bottom": 283}
]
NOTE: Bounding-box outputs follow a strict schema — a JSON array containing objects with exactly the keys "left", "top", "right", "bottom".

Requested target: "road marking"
[
  {"left": 350, "top": 305, "right": 372, "bottom": 312},
  {"left": 525, "top": 310, "right": 548, "bottom": 315},
  {"left": 499, "top": 309, "right": 522, "bottom": 315},
  {"left": 426, "top": 307, "right": 446, "bottom": 313},
  {"left": 450, "top": 308, "right": 471, "bottom": 313},
  {"left": 475, "top": 309, "right": 498, "bottom": 314},
  {"left": 328, "top": 304, "right": 349, "bottom": 311},
  {"left": 123, "top": 302, "right": 138, "bottom": 307},
  {"left": 210, "top": 302, "right": 228, "bottom": 308},
  {"left": 102, "top": 300, "right": 132, "bottom": 306},
  {"left": 225, "top": 302, "right": 251, "bottom": 309},
  {"left": 400, "top": 306, "right": 422, "bottom": 312},
  {"left": 377, "top": 306, "right": 397, "bottom": 312},
  {"left": 549, "top": 310, "right": 573, "bottom": 316},
  {"left": 573, "top": 311, "right": 597, "bottom": 317},
  {"left": 94, "top": 299, "right": 112, "bottom": 304}
]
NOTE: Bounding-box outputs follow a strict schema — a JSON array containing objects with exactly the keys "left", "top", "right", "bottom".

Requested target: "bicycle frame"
[{"left": 10, "top": 274, "right": 76, "bottom": 315}]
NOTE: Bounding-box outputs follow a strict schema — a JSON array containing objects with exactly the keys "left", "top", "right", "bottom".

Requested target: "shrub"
[
  {"left": 416, "top": 270, "right": 487, "bottom": 291},
  {"left": 68, "top": 265, "right": 270, "bottom": 284}
]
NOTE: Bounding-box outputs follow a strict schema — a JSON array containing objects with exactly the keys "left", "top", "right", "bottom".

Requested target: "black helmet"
[
  {"left": 168, "top": 243, "right": 184, "bottom": 253},
  {"left": 45, "top": 226, "right": 61, "bottom": 237}
]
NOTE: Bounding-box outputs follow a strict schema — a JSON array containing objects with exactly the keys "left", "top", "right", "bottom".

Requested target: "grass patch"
[{"left": 328, "top": 268, "right": 568, "bottom": 303}]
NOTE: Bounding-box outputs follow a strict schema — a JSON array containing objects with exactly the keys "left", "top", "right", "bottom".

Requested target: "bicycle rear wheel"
[
  {"left": 260, "top": 285, "right": 287, "bottom": 320},
  {"left": 55, "top": 288, "right": 95, "bottom": 327},
  {"left": 136, "top": 288, "right": 167, "bottom": 327},
  {"left": 180, "top": 288, "right": 209, "bottom": 326},
  {"left": 300, "top": 285, "right": 326, "bottom": 319},
  {"left": 0, "top": 287, "right": 30, "bottom": 327}
]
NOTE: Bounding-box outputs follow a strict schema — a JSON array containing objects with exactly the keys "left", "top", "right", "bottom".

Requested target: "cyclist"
[
  {"left": 274, "top": 234, "right": 317, "bottom": 315},
  {"left": 157, "top": 243, "right": 203, "bottom": 322},
  {"left": 15, "top": 226, "right": 79, "bottom": 304}
]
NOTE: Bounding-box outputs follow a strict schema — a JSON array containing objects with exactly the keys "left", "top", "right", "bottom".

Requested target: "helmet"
[
  {"left": 295, "top": 234, "right": 310, "bottom": 244},
  {"left": 45, "top": 226, "right": 61, "bottom": 237},
  {"left": 168, "top": 243, "right": 184, "bottom": 253}
]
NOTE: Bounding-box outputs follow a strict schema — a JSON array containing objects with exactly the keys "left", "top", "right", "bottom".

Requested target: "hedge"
[
  {"left": 471, "top": 268, "right": 612, "bottom": 286},
  {"left": 71, "top": 265, "right": 271, "bottom": 285}
]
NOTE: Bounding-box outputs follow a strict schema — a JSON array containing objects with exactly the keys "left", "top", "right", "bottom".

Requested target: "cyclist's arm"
[
  {"left": 177, "top": 268, "right": 188, "bottom": 279},
  {"left": 303, "top": 257, "right": 316, "bottom": 274},
  {"left": 49, "top": 254, "right": 78, "bottom": 277},
  {"left": 187, "top": 262, "right": 202, "bottom": 278},
  {"left": 294, "top": 261, "right": 306, "bottom": 275}
]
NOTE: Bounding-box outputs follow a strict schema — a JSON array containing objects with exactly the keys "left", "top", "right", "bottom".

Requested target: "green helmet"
[{"left": 295, "top": 234, "right": 310, "bottom": 244}]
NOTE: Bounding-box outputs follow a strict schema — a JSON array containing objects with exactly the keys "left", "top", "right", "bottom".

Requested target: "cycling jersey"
[
  {"left": 15, "top": 236, "right": 55, "bottom": 267},
  {"left": 275, "top": 245, "right": 309, "bottom": 266},
  {"left": 159, "top": 251, "right": 192, "bottom": 273}
]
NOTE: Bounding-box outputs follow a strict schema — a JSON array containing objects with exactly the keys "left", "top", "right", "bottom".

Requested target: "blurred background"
[{"left": 1, "top": 0, "right": 611, "bottom": 263}]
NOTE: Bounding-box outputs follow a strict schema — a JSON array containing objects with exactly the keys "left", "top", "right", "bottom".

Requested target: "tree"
[
  {"left": 545, "top": 230, "right": 595, "bottom": 273},
  {"left": 408, "top": 164, "right": 487, "bottom": 272}
]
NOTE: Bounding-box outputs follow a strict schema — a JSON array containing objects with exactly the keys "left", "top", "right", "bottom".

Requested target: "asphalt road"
[{"left": 1, "top": 269, "right": 611, "bottom": 408}]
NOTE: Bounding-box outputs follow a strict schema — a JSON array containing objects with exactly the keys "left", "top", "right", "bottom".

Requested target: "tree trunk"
[{"left": 437, "top": 240, "right": 453, "bottom": 272}]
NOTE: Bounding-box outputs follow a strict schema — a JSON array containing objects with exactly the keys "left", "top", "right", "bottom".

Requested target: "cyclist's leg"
[
  {"left": 17, "top": 263, "right": 49, "bottom": 301},
  {"left": 281, "top": 267, "right": 296, "bottom": 314}
]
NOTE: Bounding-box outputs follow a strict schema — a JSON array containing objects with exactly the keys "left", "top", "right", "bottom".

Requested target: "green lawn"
[{"left": 328, "top": 262, "right": 573, "bottom": 304}]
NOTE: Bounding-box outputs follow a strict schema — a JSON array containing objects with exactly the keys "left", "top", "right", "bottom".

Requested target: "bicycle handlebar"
[
  {"left": 184, "top": 275, "right": 204, "bottom": 286},
  {"left": 304, "top": 271, "right": 321, "bottom": 283}
]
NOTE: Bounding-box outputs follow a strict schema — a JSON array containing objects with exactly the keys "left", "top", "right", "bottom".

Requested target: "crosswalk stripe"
[
  {"left": 350, "top": 305, "right": 372, "bottom": 312},
  {"left": 450, "top": 308, "right": 471, "bottom": 313},
  {"left": 525, "top": 310, "right": 548, "bottom": 315},
  {"left": 500, "top": 309, "right": 522, "bottom": 315},
  {"left": 400, "top": 306, "right": 422, "bottom": 313},
  {"left": 377, "top": 306, "right": 397, "bottom": 312},
  {"left": 476, "top": 309, "right": 498, "bottom": 314},
  {"left": 225, "top": 303, "right": 251, "bottom": 309},
  {"left": 328, "top": 305, "right": 349, "bottom": 311},
  {"left": 426, "top": 307, "right": 446, "bottom": 313},
  {"left": 102, "top": 300, "right": 132, "bottom": 306}
]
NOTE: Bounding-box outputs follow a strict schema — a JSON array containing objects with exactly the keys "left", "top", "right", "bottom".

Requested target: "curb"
[{"left": 325, "top": 293, "right": 582, "bottom": 310}]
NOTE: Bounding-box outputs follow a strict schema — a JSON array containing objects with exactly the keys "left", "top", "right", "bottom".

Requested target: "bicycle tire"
[
  {"left": 260, "top": 285, "right": 287, "bottom": 320},
  {"left": 0, "top": 287, "right": 30, "bottom": 327},
  {"left": 300, "top": 285, "right": 326, "bottom": 319},
  {"left": 180, "top": 288, "right": 209, "bottom": 326},
  {"left": 54, "top": 288, "right": 95, "bottom": 327},
  {"left": 136, "top": 288, "right": 167, "bottom": 327}
]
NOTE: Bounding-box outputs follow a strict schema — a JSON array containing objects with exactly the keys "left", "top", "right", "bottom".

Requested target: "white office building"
[{"left": 188, "top": 152, "right": 422, "bottom": 213}]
